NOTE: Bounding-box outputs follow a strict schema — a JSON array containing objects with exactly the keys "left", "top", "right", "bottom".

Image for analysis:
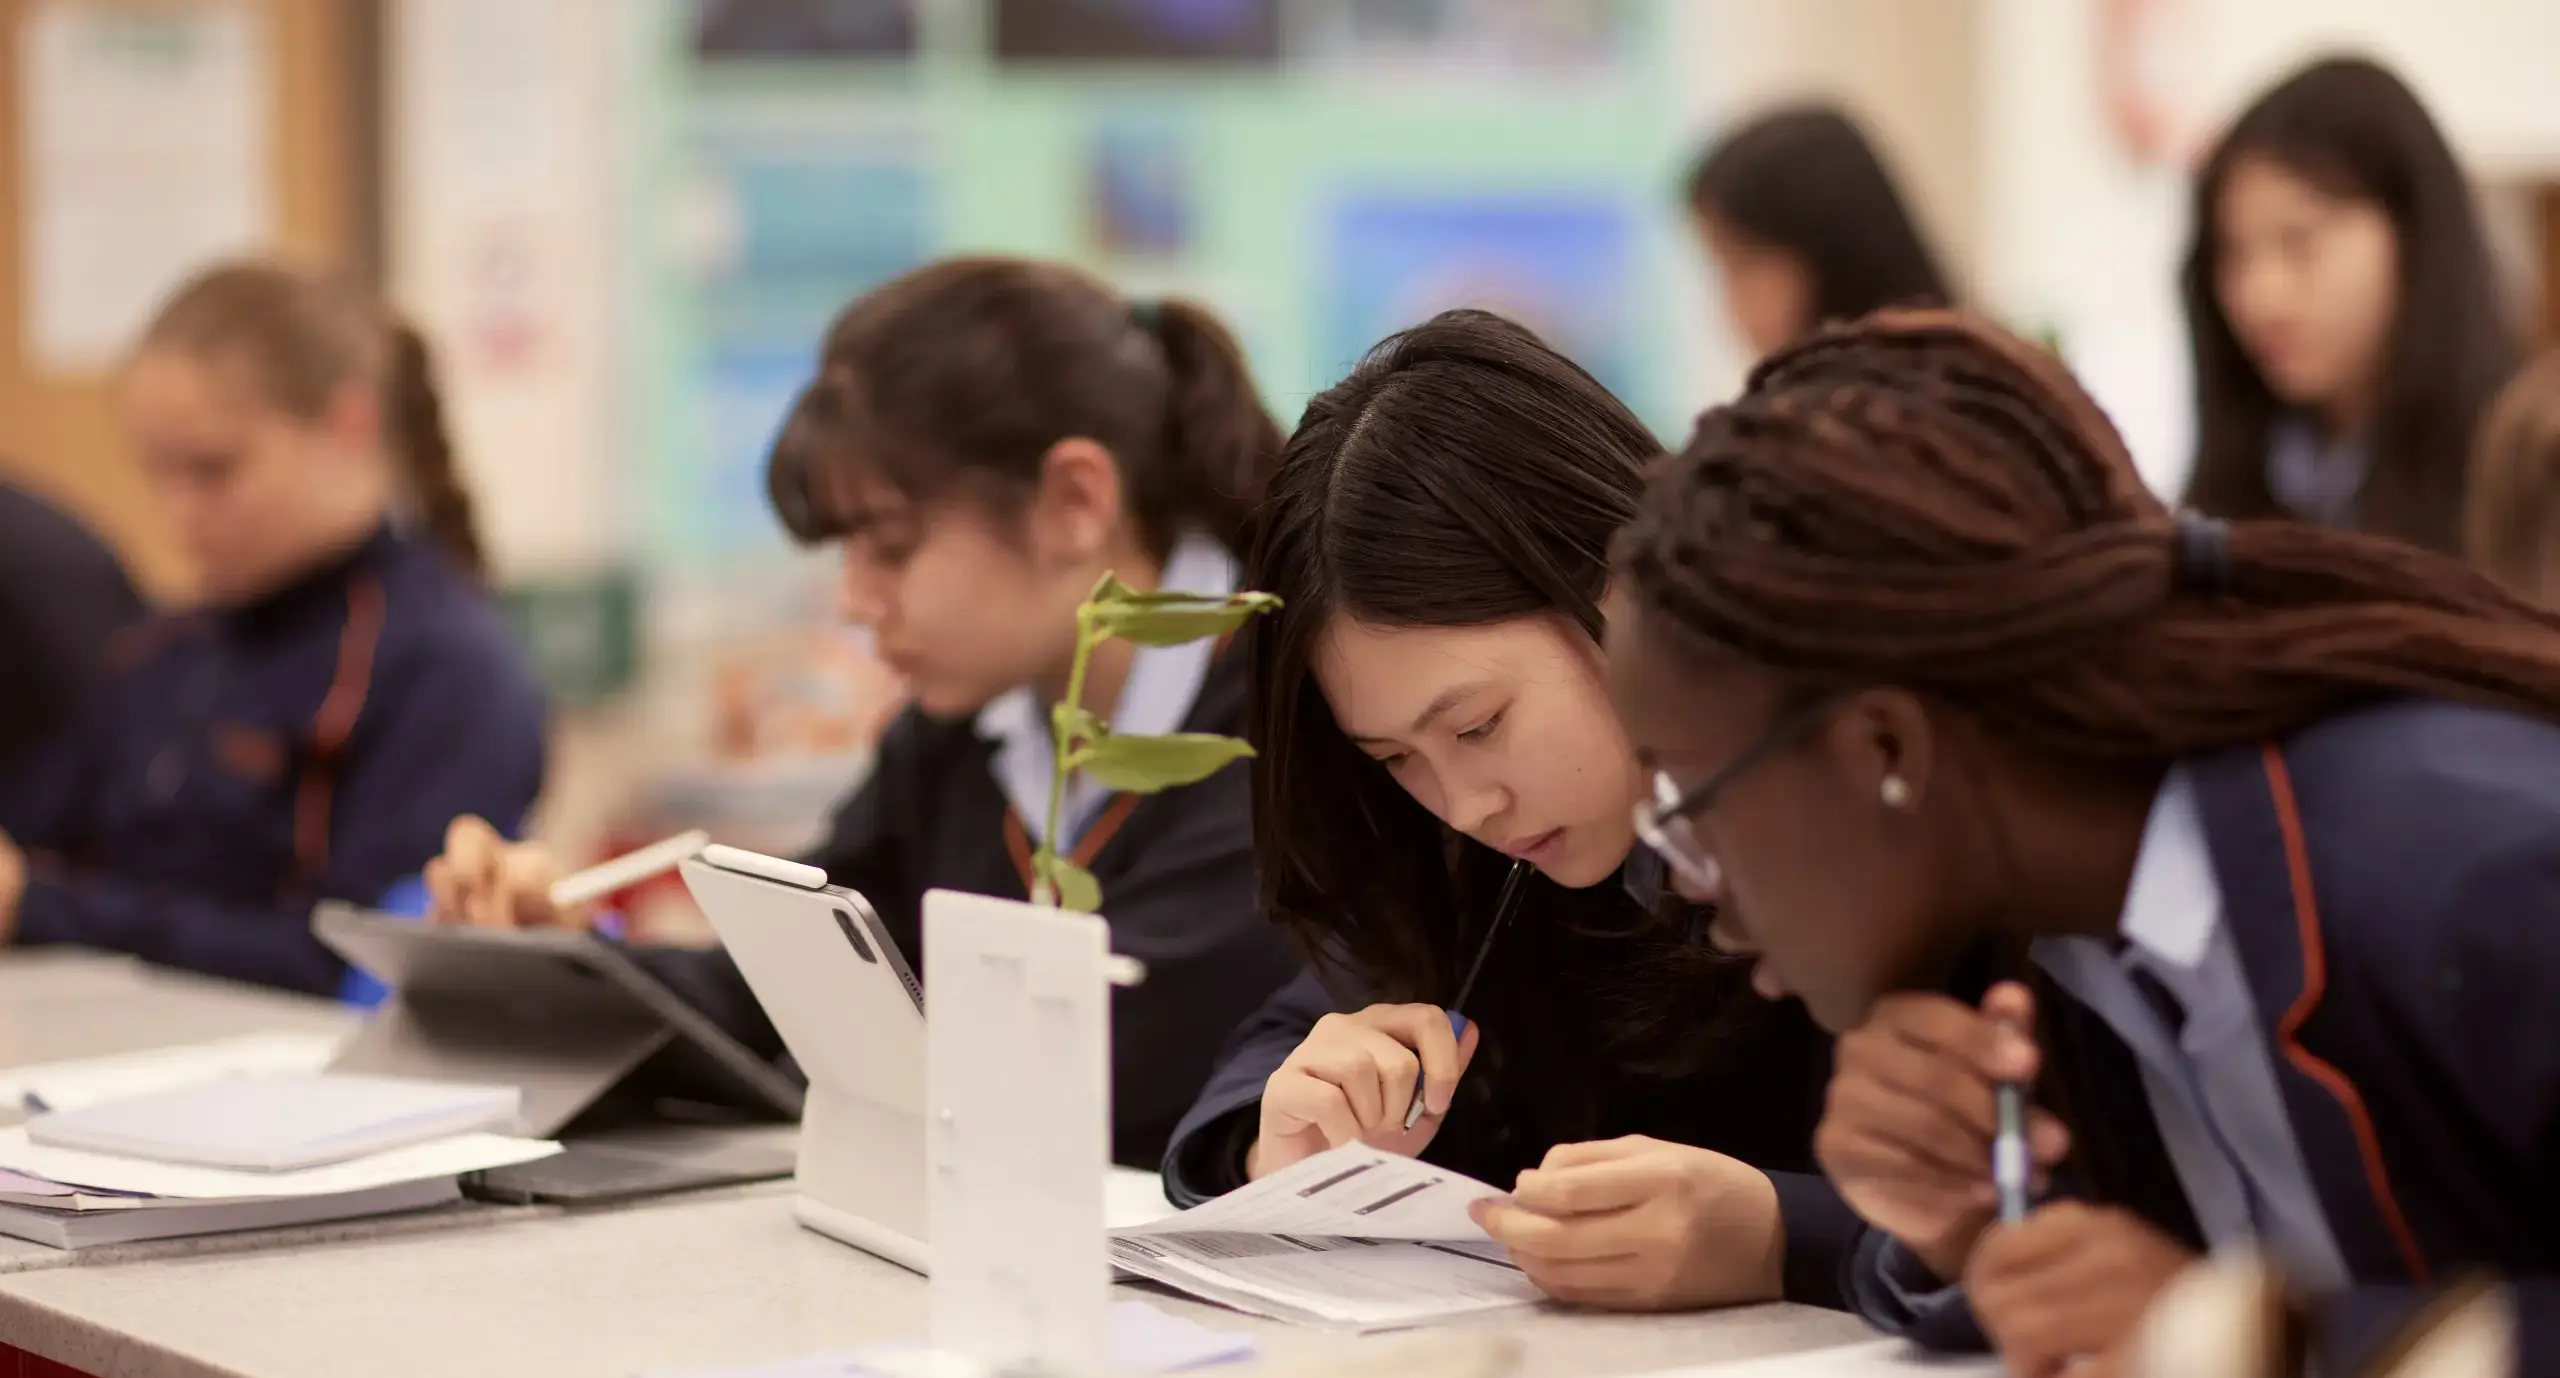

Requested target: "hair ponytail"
[
  {"left": 383, "top": 321, "right": 487, "bottom": 581},
  {"left": 1144, "top": 298, "right": 1282, "bottom": 553},
  {"left": 138, "top": 260, "right": 490, "bottom": 582},
  {"left": 772, "top": 257, "right": 1283, "bottom": 563}
]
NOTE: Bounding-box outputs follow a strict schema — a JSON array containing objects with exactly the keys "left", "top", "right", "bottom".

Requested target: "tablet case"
[{"left": 311, "top": 904, "right": 803, "bottom": 1138}]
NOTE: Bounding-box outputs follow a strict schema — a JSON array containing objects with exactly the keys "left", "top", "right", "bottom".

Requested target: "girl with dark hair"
[
  {"left": 2180, "top": 55, "right": 2520, "bottom": 554},
  {"left": 1684, "top": 104, "right": 1953, "bottom": 360},
  {"left": 428, "top": 256, "right": 1298, "bottom": 1167},
  {"left": 1162, "top": 310, "right": 1855, "bottom": 1315},
  {"left": 1606, "top": 308, "right": 2560, "bottom": 1374},
  {"left": 0, "top": 260, "right": 545, "bottom": 996}
]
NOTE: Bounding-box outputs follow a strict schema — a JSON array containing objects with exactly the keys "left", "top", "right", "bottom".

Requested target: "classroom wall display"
[
  {"left": 992, "top": 0, "right": 1282, "bottom": 65},
  {"left": 1085, "top": 114, "right": 1195, "bottom": 259},
  {"left": 664, "top": 108, "right": 934, "bottom": 554},
  {"left": 1293, "top": 0, "right": 1637, "bottom": 80},
  {"left": 1322, "top": 193, "right": 1637, "bottom": 402},
  {"left": 690, "top": 0, "right": 920, "bottom": 59}
]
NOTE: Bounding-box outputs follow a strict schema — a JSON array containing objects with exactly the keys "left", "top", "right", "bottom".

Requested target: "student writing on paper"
[
  {"left": 427, "top": 257, "right": 1300, "bottom": 1168},
  {"left": 1603, "top": 308, "right": 2560, "bottom": 1376},
  {"left": 0, "top": 261, "right": 545, "bottom": 996},
  {"left": 2178, "top": 56, "right": 2518, "bottom": 557},
  {"left": 1162, "top": 311, "right": 1854, "bottom": 1315}
]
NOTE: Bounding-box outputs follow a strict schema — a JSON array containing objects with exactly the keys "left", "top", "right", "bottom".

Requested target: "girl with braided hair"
[
  {"left": 1605, "top": 307, "right": 2560, "bottom": 1376},
  {"left": 0, "top": 260, "right": 545, "bottom": 997}
]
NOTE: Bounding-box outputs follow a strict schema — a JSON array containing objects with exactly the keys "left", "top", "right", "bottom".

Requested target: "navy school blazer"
[
  {"left": 1853, "top": 698, "right": 2560, "bottom": 1373},
  {"left": 0, "top": 526, "right": 546, "bottom": 996}
]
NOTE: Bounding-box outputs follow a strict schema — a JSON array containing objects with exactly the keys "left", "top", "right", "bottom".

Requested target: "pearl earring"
[{"left": 1880, "top": 776, "right": 1911, "bottom": 809}]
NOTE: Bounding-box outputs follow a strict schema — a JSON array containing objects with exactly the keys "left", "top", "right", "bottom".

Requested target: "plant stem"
[{"left": 1037, "top": 614, "right": 1097, "bottom": 906}]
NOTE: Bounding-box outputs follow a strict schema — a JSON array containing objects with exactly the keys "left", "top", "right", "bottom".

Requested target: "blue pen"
[
  {"left": 1994, "top": 1081, "right": 2030, "bottom": 1224},
  {"left": 1403, "top": 859, "right": 1533, "bottom": 1131}
]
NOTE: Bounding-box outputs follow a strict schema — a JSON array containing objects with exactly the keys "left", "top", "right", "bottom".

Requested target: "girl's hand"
[
  {"left": 422, "top": 815, "right": 579, "bottom": 931},
  {"left": 1966, "top": 1201, "right": 2197, "bottom": 1378},
  {"left": 1814, "top": 981, "right": 2069, "bottom": 1281},
  {"left": 1472, "top": 1137, "right": 1783, "bottom": 1310},
  {"left": 1250, "top": 1004, "right": 1478, "bottom": 1178}
]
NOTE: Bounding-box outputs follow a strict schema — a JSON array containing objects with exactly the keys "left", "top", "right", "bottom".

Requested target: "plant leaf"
[
  {"left": 1071, "top": 732, "right": 1257, "bottom": 792},
  {"left": 1045, "top": 855, "right": 1102, "bottom": 913},
  {"left": 1087, "top": 591, "right": 1284, "bottom": 648}
]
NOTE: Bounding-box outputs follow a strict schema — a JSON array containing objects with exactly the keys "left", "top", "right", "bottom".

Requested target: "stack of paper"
[
  {"left": 27, "top": 1072, "right": 521, "bottom": 1170},
  {"left": 1109, "top": 1145, "right": 1543, "bottom": 1331},
  {"left": 0, "top": 1126, "right": 558, "bottom": 1249},
  {"left": 0, "top": 1032, "right": 341, "bottom": 1116}
]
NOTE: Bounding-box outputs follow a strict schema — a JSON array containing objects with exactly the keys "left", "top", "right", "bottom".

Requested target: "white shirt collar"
[
  {"left": 2116, "top": 767, "right": 2221, "bottom": 969},
  {"left": 976, "top": 531, "right": 1241, "bottom": 849}
]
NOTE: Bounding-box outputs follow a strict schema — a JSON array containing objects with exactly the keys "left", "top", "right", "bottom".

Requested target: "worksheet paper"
[
  {"left": 1109, "top": 1144, "right": 1543, "bottom": 1331},
  {"left": 0, "top": 1129, "right": 557, "bottom": 1201}
]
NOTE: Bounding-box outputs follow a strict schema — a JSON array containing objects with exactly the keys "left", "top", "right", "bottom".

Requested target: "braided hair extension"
[{"left": 1616, "top": 309, "right": 2560, "bottom": 760}]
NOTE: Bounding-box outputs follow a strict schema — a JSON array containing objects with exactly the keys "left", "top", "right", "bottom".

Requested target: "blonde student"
[
  {"left": 2466, "top": 350, "right": 2560, "bottom": 601},
  {"left": 0, "top": 260, "right": 545, "bottom": 995}
]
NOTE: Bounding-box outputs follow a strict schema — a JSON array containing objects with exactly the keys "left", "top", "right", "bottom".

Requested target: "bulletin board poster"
[
  {"left": 1322, "top": 193, "right": 1638, "bottom": 404},
  {"left": 666, "top": 113, "right": 934, "bottom": 555}
]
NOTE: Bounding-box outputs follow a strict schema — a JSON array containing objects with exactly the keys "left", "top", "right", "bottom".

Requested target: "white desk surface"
[{"left": 0, "top": 1187, "right": 1877, "bottom": 1378}]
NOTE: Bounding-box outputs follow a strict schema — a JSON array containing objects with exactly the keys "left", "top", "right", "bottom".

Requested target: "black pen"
[{"left": 1402, "top": 858, "right": 1534, "bottom": 1132}]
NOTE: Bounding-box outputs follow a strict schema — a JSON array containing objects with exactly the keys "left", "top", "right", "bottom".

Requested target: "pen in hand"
[
  {"left": 1993, "top": 1080, "right": 2030, "bottom": 1224},
  {"left": 1402, "top": 859, "right": 1534, "bottom": 1132}
]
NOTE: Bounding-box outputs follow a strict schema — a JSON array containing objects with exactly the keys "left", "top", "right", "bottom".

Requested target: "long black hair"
[
  {"left": 1248, "top": 309, "right": 1754, "bottom": 1169},
  {"left": 2180, "top": 55, "right": 2519, "bottom": 555},
  {"left": 1684, "top": 104, "right": 1953, "bottom": 329}
]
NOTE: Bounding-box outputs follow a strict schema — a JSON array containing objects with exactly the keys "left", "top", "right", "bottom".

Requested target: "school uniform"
[
  {"left": 1160, "top": 852, "right": 1863, "bottom": 1311},
  {"left": 0, "top": 481, "right": 144, "bottom": 790},
  {"left": 642, "top": 532, "right": 1301, "bottom": 1171},
  {"left": 1848, "top": 697, "right": 2560, "bottom": 1374},
  {"left": 0, "top": 525, "right": 546, "bottom": 997}
]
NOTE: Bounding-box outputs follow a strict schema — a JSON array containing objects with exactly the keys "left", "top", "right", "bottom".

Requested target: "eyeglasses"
[{"left": 1632, "top": 695, "right": 1844, "bottom": 895}]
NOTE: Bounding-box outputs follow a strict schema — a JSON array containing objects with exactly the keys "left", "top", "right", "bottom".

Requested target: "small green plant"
[{"left": 1031, "top": 574, "right": 1281, "bottom": 912}]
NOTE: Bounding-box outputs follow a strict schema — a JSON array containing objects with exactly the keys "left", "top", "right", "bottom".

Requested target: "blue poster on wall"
[
  {"left": 1321, "top": 193, "right": 1638, "bottom": 404},
  {"left": 676, "top": 121, "right": 932, "bottom": 555}
]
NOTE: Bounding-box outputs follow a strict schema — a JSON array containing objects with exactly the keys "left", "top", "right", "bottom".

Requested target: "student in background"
[
  {"left": 0, "top": 261, "right": 545, "bottom": 996},
  {"left": 2466, "top": 350, "right": 2560, "bottom": 601},
  {"left": 2180, "top": 55, "right": 2519, "bottom": 554},
  {"left": 0, "top": 481, "right": 144, "bottom": 798},
  {"left": 1605, "top": 309, "right": 2560, "bottom": 1375},
  {"left": 1162, "top": 311, "right": 1853, "bottom": 1316},
  {"left": 1682, "top": 104, "right": 1952, "bottom": 362},
  {"left": 427, "top": 258, "right": 1301, "bottom": 1169}
]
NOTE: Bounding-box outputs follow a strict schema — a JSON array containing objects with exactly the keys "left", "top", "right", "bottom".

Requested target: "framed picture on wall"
[
  {"left": 691, "top": 0, "right": 920, "bottom": 60},
  {"left": 992, "top": 0, "right": 1280, "bottom": 66}
]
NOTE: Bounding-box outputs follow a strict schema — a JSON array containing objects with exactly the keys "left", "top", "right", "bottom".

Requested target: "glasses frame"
[{"left": 1632, "top": 693, "right": 1846, "bottom": 893}]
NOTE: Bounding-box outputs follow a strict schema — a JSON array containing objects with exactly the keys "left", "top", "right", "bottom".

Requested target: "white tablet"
[{"left": 676, "top": 845, "right": 929, "bottom": 1271}]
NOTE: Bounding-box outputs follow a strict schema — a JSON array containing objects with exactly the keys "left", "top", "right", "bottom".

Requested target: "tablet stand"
[
  {"left": 920, "top": 889, "right": 1114, "bottom": 1373},
  {"left": 327, "top": 993, "right": 673, "bottom": 1139}
]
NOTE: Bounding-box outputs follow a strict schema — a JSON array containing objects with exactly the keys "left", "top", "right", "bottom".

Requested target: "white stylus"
[{"left": 547, "top": 830, "right": 712, "bottom": 910}]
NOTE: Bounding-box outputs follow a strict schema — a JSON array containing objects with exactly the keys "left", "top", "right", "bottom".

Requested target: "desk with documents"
[
  {"left": 0, "top": 1188, "right": 1877, "bottom": 1378},
  {"left": 0, "top": 951, "right": 1880, "bottom": 1378}
]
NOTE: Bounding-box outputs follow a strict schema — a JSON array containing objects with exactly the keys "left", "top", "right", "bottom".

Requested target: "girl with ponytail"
[
  {"left": 1607, "top": 308, "right": 2560, "bottom": 1375},
  {"left": 427, "top": 256, "right": 1299, "bottom": 1168},
  {"left": 0, "top": 259, "right": 544, "bottom": 998}
]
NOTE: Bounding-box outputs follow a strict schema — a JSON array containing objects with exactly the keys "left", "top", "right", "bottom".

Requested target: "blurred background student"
[
  {"left": 0, "top": 481, "right": 143, "bottom": 809},
  {"left": 2179, "top": 56, "right": 2521, "bottom": 555},
  {"left": 2467, "top": 350, "right": 2560, "bottom": 601},
  {"left": 0, "top": 261, "right": 546, "bottom": 997},
  {"left": 1682, "top": 104, "right": 1954, "bottom": 362}
]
